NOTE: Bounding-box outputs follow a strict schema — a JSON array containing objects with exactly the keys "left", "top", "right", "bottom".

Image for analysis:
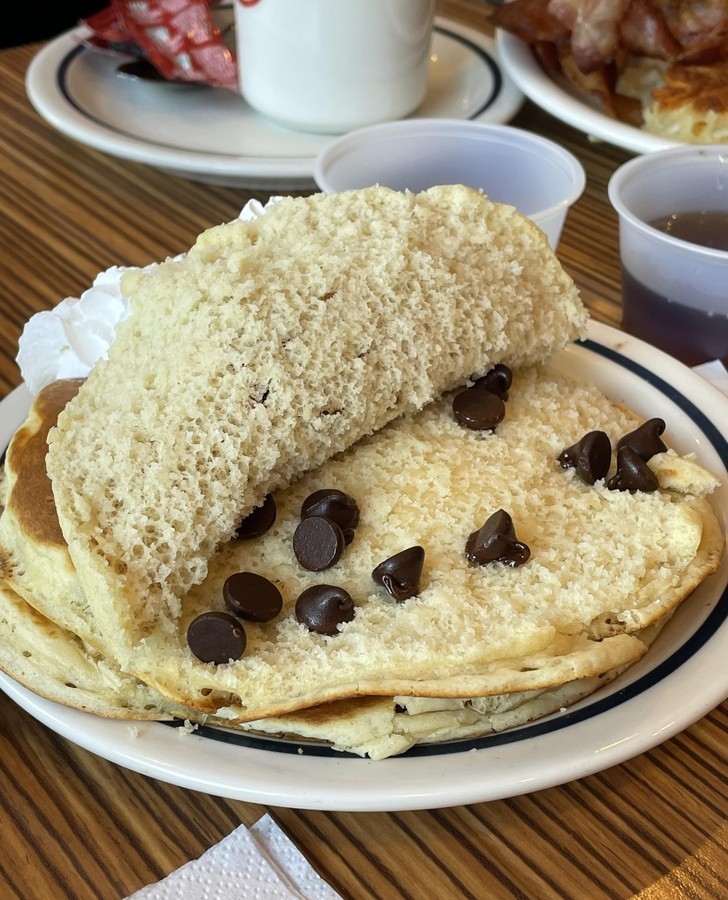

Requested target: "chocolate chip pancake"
[
  {"left": 0, "top": 186, "right": 722, "bottom": 755},
  {"left": 46, "top": 187, "right": 589, "bottom": 661},
  {"left": 0, "top": 382, "right": 655, "bottom": 757},
  {"left": 1, "top": 363, "right": 722, "bottom": 735}
]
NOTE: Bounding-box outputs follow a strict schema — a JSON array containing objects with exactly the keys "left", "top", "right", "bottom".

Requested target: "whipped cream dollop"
[
  {"left": 16, "top": 198, "right": 282, "bottom": 396},
  {"left": 17, "top": 266, "right": 133, "bottom": 396}
]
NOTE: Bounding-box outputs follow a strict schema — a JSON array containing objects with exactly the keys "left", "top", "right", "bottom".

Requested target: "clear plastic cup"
[
  {"left": 608, "top": 146, "right": 728, "bottom": 366},
  {"left": 313, "top": 119, "right": 585, "bottom": 248}
]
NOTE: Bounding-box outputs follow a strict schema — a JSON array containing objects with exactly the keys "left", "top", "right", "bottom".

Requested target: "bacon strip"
[{"left": 488, "top": 0, "right": 728, "bottom": 123}]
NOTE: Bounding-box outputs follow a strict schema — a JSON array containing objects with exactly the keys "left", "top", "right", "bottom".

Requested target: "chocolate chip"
[
  {"left": 617, "top": 418, "right": 667, "bottom": 461},
  {"left": 465, "top": 509, "right": 530, "bottom": 567},
  {"left": 372, "top": 546, "right": 425, "bottom": 602},
  {"left": 558, "top": 430, "right": 612, "bottom": 484},
  {"left": 295, "top": 584, "right": 355, "bottom": 635},
  {"left": 607, "top": 446, "right": 659, "bottom": 493},
  {"left": 293, "top": 516, "right": 345, "bottom": 571},
  {"left": 452, "top": 386, "right": 506, "bottom": 431},
  {"left": 187, "top": 611, "right": 246, "bottom": 664},
  {"left": 222, "top": 571, "right": 283, "bottom": 622},
  {"left": 235, "top": 494, "right": 276, "bottom": 539},
  {"left": 474, "top": 363, "right": 512, "bottom": 399},
  {"left": 301, "top": 489, "right": 359, "bottom": 544}
]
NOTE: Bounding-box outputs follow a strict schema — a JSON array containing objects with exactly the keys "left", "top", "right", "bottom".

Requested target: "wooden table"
[{"left": 0, "top": 3, "right": 726, "bottom": 897}]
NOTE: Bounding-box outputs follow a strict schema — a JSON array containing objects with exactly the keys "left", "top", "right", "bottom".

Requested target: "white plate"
[
  {"left": 496, "top": 31, "right": 682, "bottom": 155},
  {"left": 2, "top": 320, "right": 728, "bottom": 811},
  {"left": 25, "top": 11, "right": 524, "bottom": 189}
]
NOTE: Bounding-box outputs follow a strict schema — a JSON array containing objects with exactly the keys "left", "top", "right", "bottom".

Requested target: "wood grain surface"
[{"left": 0, "top": 3, "right": 726, "bottom": 898}]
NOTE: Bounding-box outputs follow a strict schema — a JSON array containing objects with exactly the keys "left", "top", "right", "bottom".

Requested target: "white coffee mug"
[{"left": 234, "top": 0, "right": 436, "bottom": 134}]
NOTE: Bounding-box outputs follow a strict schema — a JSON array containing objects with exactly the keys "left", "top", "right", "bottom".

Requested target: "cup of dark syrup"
[{"left": 608, "top": 147, "right": 728, "bottom": 366}]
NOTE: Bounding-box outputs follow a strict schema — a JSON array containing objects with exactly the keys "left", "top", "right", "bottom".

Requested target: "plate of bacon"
[{"left": 489, "top": 0, "right": 728, "bottom": 154}]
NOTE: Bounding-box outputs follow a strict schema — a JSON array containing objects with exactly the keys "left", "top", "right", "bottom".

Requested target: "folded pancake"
[{"left": 44, "top": 186, "right": 589, "bottom": 658}]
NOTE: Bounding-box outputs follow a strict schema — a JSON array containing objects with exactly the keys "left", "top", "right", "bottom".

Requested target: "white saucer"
[{"left": 25, "top": 13, "right": 524, "bottom": 189}]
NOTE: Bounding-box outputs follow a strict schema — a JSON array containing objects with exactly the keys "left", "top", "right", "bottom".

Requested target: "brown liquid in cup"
[
  {"left": 650, "top": 210, "right": 728, "bottom": 251},
  {"left": 620, "top": 209, "right": 728, "bottom": 365}
]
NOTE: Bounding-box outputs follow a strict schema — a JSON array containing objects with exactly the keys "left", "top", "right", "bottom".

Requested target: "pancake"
[
  {"left": 0, "top": 578, "right": 183, "bottom": 720},
  {"left": 0, "top": 393, "right": 652, "bottom": 760},
  {"left": 0, "top": 378, "right": 96, "bottom": 650},
  {"left": 127, "top": 364, "right": 720, "bottom": 720},
  {"left": 0, "top": 187, "right": 722, "bottom": 751},
  {"left": 45, "top": 186, "right": 589, "bottom": 659},
  {"left": 0, "top": 579, "right": 652, "bottom": 759},
  {"left": 0, "top": 365, "right": 722, "bottom": 730}
]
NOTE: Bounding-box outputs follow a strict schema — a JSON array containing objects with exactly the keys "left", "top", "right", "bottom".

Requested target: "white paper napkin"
[{"left": 126, "top": 813, "right": 342, "bottom": 899}]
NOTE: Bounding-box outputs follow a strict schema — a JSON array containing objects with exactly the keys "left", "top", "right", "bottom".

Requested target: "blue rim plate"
[
  {"left": 24, "top": 12, "right": 524, "bottom": 188},
  {"left": 1, "top": 319, "right": 727, "bottom": 810}
]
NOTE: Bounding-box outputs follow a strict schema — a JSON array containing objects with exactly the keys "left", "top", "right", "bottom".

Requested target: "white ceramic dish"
[
  {"left": 24, "top": 11, "right": 524, "bottom": 189},
  {"left": 496, "top": 31, "right": 682, "bottom": 155},
  {"left": 2, "top": 320, "right": 727, "bottom": 811}
]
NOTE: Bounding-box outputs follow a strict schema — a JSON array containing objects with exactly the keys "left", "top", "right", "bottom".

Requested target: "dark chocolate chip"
[
  {"left": 617, "top": 418, "right": 667, "bottom": 461},
  {"left": 607, "top": 446, "right": 659, "bottom": 493},
  {"left": 474, "top": 363, "right": 513, "bottom": 399},
  {"left": 235, "top": 494, "right": 276, "bottom": 540},
  {"left": 372, "top": 546, "right": 425, "bottom": 602},
  {"left": 295, "top": 584, "right": 355, "bottom": 635},
  {"left": 186, "top": 611, "right": 246, "bottom": 664},
  {"left": 465, "top": 509, "right": 530, "bottom": 567},
  {"left": 292, "top": 516, "right": 345, "bottom": 571},
  {"left": 558, "top": 430, "right": 612, "bottom": 484},
  {"left": 301, "top": 489, "right": 359, "bottom": 544},
  {"left": 222, "top": 571, "right": 283, "bottom": 622},
  {"left": 452, "top": 386, "right": 506, "bottom": 431}
]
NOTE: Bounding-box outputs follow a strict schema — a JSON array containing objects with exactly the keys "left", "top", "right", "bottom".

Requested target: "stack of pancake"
[{"left": 0, "top": 186, "right": 723, "bottom": 758}]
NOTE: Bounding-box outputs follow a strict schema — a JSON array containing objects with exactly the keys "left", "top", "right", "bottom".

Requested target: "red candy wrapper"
[{"left": 82, "top": 0, "right": 238, "bottom": 90}]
